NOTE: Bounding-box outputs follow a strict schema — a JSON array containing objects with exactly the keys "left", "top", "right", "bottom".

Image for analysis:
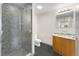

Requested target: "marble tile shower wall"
[{"left": 0, "top": 3, "right": 32, "bottom": 56}]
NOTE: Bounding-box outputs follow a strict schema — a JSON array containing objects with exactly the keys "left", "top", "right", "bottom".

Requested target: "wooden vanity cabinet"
[
  {"left": 52, "top": 36, "right": 75, "bottom": 56},
  {"left": 53, "top": 36, "right": 62, "bottom": 55}
]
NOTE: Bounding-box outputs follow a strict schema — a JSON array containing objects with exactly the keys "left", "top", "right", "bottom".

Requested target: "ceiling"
[
  {"left": 35, "top": 3, "right": 59, "bottom": 14},
  {"left": 35, "top": 3, "right": 79, "bottom": 15}
]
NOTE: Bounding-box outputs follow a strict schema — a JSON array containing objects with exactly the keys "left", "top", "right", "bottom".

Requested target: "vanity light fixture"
[{"left": 57, "top": 8, "right": 72, "bottom": 15}]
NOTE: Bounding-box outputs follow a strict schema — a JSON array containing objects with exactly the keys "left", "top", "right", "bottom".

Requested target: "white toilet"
[
  {"left": 35, "top": 39, "right": 41, "bottom": 47},
  {"left": 34, "top": 34, "right": 41, "bottom": 47}
]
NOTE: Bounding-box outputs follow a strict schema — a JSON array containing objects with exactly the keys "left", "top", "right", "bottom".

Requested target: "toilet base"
[{"left": 35, "top": 39, "right": 41, "bottom": 47}]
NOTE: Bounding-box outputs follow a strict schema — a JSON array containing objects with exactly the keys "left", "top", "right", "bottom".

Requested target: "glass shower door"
[
  {"left": 2, "top": 3, "right": 32, "bottom": 56},
  {"left": 21, "top": 5, "right": 32, "bottom": 53}
]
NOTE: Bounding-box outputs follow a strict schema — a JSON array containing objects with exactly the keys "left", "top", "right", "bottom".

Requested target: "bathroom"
[
  {"left": 0, "top": 3, "right": 79, "bottom": 56},
  {"left": 34, "top": 3, "right": 79, "bottom": 56}
]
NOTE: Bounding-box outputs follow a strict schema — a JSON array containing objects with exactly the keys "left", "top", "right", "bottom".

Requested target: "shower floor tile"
[{"left": 2, "top": 48, "right": 29, "bottom": 56}]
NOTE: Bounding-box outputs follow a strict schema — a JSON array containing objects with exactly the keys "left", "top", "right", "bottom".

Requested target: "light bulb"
[{"left": 37, "top": 5, "right": 43, "bottom": 10}]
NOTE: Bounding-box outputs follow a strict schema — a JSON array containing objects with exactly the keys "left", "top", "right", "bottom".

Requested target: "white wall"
[
  {"left": 37, "top": 10, "right": 56, "bottom": 45},
  {"left": 32, "top": 3, "right": 37, "bottom": 55}
]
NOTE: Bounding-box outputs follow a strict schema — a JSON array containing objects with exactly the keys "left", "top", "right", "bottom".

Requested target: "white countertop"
[{"left": 53, "top": 34, "right": 76, "bottom": 40}]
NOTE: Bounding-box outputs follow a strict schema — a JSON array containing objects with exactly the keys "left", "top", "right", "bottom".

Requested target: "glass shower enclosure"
[{"left": 1, "top": 3, "right": 33, "bottom": 56}]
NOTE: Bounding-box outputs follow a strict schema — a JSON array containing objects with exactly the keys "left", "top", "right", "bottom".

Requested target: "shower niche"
[{"left": 1, "top": 3, "right": 33, "bottom": 56}]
